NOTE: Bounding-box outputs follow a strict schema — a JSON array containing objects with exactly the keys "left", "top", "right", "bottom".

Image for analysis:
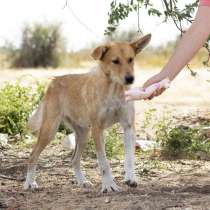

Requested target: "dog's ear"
[
  {"left": 91, "top": 46, "right": 109, "bottom": 60},
  {"left": 131, "top": 34, "right": 151, "bottom": 54}
]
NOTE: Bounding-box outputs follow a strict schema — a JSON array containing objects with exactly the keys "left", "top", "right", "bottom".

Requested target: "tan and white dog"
[{"left": 24, "top": 34, "right": 151, "bottom": 192}]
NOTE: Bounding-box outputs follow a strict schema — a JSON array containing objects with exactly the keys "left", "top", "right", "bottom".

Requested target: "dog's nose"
[{"left": 125, "top": 75, "right": 134, "bottom": 84}]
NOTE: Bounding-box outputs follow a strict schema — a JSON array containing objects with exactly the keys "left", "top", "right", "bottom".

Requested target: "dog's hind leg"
[
  {"left": 92, "top": 127, "right": 120, "bottom": 193},
  {"left": 71, "top": 126, "right": 91, "bottom": 187},
  {"left": 27, "top": 102, "right": 44, "bottom": 134},
  {"left": 24, "top": 102, "right": 62, "bottom": 190}
]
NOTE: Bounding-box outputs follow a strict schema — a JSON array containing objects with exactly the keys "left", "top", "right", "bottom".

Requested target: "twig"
[
  {"left": 0, "top": 174, "right": 24, "bottom": 181},
  {"left": 62, "top": 0, "right": 69, "bottom": 9}
]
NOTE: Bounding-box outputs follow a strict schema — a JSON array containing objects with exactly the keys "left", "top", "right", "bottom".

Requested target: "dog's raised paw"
[
  {"left": 23, "top": 181, "right": 39, "bottom": 190},
  {"left": 125, "top": 180, "right": 137, "bottom": 188}
]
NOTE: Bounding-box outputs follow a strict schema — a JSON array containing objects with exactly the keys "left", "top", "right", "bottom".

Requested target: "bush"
[
  {"left": 13, "top": 23, "right": 64, "bottom": 68},
  {"left": 155, "top": 117, "right": 210, "bottom": 158},
  {"left": 142, "top": 108, "right": 210, "bottom": 158},
  {"left": 0, "top": 81, "right": 45, "bottom": 137}
]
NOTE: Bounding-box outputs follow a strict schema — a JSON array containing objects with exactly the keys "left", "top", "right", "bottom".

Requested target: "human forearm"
[
  {"left": 127, "top": 5, "right": 210, "bottom": 101},
  {"left": 161, "top": 6, "right": 210, "bottom": 81}
]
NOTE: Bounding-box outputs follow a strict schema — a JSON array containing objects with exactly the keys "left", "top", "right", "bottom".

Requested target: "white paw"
[
  {"left": 124, "top": 179, "right": 137, "bottom": 188},
  {"left": 124, "top": 173, "right": 137, "bottom": 187},
  {"left": 102, "top": 178, "right": 121, "bottom": 193},
  {"left": 23, "top": 181, "right": 39, "bottom": 190},
  {"left": 74, "top": 170, "right": 92, "bottom": 188}
]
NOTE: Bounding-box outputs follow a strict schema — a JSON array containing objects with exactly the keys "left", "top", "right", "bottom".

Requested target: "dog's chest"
[{"left": 99, "top": 97, "right": 125, "bottom": 127}]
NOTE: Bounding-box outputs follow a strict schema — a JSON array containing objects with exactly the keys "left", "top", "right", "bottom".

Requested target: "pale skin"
[{"left": 126, "top": 6, "right": 210, "bottom": 100}]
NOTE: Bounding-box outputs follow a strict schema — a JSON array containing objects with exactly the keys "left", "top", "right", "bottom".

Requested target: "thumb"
[{"left": 143, "top": 74, "right": 161, "bottom": 88}]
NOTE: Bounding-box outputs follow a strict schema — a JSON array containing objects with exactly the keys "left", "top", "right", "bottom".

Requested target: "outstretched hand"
[
  {"left": 125, "top": 77, "right": 170, "bottom": 101},
  {"left": 142, "top": 74, "right": 167, "bottom": 100}
]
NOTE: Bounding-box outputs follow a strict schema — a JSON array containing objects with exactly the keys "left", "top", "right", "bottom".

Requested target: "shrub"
[
  {"left": 142, "top": 108, "right": 210, "bottom": 158},
  {"left": 155, "top": 116, "right": 210, "bottom": 158},
  {"left": 0, "top": 81, "right": 45, "bottom": 137},
  {"left": 13, "top": 23, "right": 64, "bottom": 68}
]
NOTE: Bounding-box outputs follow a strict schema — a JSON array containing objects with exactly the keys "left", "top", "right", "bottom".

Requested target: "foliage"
[
  {"left": 143, "top": 108, "right": 210, "bottom": 158},
  {"left": 155, "top": 120, "right": 208, "bottom": 157},
  {"left": 106, "top": 0, "right": 199, "bottom": 35},
  {"left": 106, "top": 0, "right": 210, "bottom": 69},
  {"left": 85, "top": 125, "right": 124, "bottom": 159},
  {"left": 13, "top": 23, "right": 64, "bottom": 68},
  {"left": 105, "top": 125, "right": 124, "bottom": 159},
  {"left": 0, "top": 81, "right": 45, "bottom": 137}
]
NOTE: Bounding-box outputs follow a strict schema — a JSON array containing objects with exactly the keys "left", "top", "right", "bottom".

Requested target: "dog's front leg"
[
  {"left": 92, "top": 127, "right": 120, "bottom": 192},
  {"left": 120, "top": 103, "right": 137, "bottom": 187}
]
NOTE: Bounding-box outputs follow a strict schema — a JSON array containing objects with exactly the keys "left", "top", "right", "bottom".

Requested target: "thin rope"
[{"left": 63, "top": 0, "right": 101, "bottom": 40}]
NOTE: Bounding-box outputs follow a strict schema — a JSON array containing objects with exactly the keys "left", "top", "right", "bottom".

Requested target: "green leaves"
[
  {"left": 106, "top": 0, "right": 198, "bottom": 35},
  {"left": 0, "top": 81, "right": 45, "bottom": 137},
  {"left": 148, "top": 8, "right": 162, "bottom": 17},
  {"left": 106, "top": 0, "right": 210, "bottom": 71},
  {"left": 105, "top": 1, "right": 133, "bottom": 35}
]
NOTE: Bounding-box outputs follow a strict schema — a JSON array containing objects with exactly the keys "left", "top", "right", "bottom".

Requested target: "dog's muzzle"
[{"left": 125, "top": 75, "right": 134, "bottom": 85}]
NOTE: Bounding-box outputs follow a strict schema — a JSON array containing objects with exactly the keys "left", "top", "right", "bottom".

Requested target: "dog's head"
[{"left": 91, "top": 34, "right": 151, "bottom": 85}]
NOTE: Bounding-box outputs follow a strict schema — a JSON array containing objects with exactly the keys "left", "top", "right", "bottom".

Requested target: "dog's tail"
[{"left": 27, "top": 102, "right": 44, "bottom": 134}]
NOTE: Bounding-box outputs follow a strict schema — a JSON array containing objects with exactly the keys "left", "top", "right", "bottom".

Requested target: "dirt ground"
[
  {"left": 1, "top": 142, "right": 210, "bottom": 210},
  {"left": 0, "top": 67, "right": 210, "bottom": 210}
]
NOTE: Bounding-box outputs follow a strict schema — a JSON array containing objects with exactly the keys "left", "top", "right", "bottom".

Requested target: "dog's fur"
[{"left": 24, "top": 34, "right": 151, "bottom": 192}]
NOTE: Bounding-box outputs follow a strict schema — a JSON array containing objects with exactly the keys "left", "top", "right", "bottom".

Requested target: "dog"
[{"left": 24, "top": 34, "right": 151, "bottom": 192}]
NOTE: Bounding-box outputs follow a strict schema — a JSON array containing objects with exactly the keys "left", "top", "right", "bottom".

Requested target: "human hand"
[
  {"left": 125, "top": 78, "right": 170, "bottom": 101},
  {"left": 125, "top": 87, "right": 146, "bottom": 101},
  {"left": 143, "top": 74, "right": 168, "bottom": 100}
]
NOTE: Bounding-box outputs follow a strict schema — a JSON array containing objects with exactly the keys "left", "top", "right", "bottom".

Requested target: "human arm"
[
  {"left": 125, "top": 5, "right": 210, "bottom": 101},
  {"left": 144, "top": 6, "right": 210, "bottom": 86}
]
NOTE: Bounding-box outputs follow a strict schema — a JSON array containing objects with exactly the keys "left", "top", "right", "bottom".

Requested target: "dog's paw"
[
  {"left": 23, "top": 180, "right": 39, "bottom": 190},
  {"left": 124, "top": 179, "right": 137, "bottom": 188},
  {"left": 102, "top": 179, "right": 121, "bottom": 193}
]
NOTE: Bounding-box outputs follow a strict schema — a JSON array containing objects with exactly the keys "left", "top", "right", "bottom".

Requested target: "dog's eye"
[
  {"left": 128, "top": 57, "right": 133, "bottom": 63},
  {"left": 112, "top": 59, "right": 120, "bottom": 65}
]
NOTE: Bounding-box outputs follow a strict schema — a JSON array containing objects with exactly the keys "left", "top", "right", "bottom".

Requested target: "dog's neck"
[{"left": 94, "top": 65, "right": 127, "bottom": 100}]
